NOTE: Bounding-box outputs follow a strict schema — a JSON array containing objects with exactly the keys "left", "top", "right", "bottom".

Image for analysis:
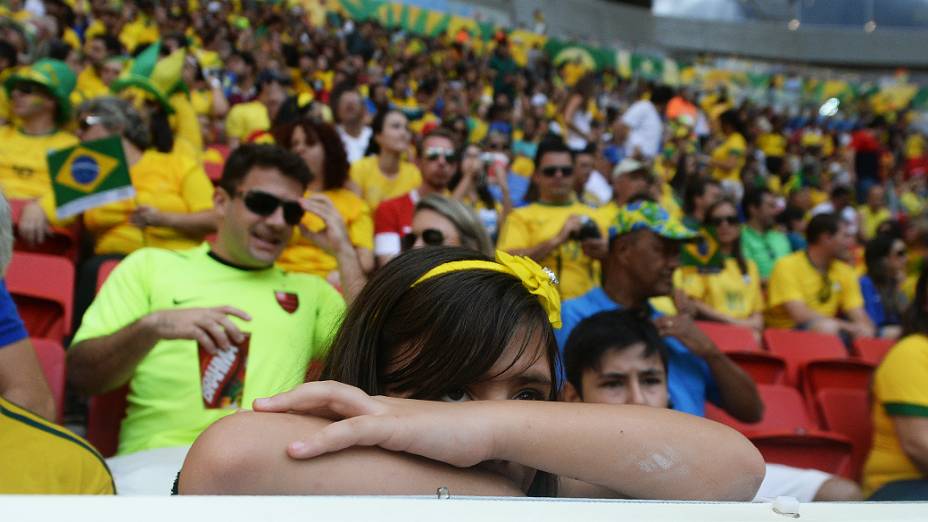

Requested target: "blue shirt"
[
  {"left": 489, "top": 172, "right": 531, "bottom": 209},
  {"left": 556, "top": 287, "right": 721, "bottom": 417},
  {"left": 859, "top": 275, "right": 900, "bottom": 328},
  {"left": 0, "top": 280, "right": 28, "bottom": 348}
]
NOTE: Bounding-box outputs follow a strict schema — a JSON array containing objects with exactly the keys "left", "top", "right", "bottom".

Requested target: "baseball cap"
[
  {"left": 611, "top": 158, "right": 649, "bottom": 178},
  {"left": 610, "top": 200, "right": 697, "bottom": 240}
]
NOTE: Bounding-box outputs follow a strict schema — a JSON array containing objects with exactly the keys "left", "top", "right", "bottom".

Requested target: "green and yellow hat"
[
  {"left": 611, "top": 200, "right": 698, "bottom": 240},
  {"left": 4, "top": 58, "right": 77, "bottom": 124},
  {"left": 110, "top": 41, "right": 186, "bottom": 114}
]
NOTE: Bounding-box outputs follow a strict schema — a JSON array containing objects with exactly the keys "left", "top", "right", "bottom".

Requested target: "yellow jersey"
[
  {"left": 0, "top": 396, "right": 114, "bottom": 494},
  {"left": 765, "top": 251, "right": 864, "bottom": 328},
  {"left": 680, "top": 258, "right": 763, "bottom": 320},
  {"left": 711, "top": 132, "right": 747, "bottom": 183},
  {"left": 0, "top": 126, "right": 79, "bottom": 221},
  {"left": 278, "top": 188, "right": 373, "bottom": 277},
  {"left": 170, "top": 92, "right": 203, "bottom": 162},
  {"left": 225, "top": 100, "right": 270, "bottom": 143},
  {"left": 497, "top": 200, "right": 607, "bottom": 300},
  {"left": 757, "top": 132, "right": 787, "bottom": 158},
  {"left": 863, "top": 334, "right": 928, "bottom": 496},
  {"left": 83, "top": 150, "right": 215, "bottom": 255},
  {"left": 348, "top": 155, "right": 422, "bottom": 210},
  {"left": 858, "top": 205, "right": 891, "bottom": 241}
]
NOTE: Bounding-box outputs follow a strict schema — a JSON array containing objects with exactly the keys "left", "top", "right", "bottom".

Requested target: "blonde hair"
[{"left": 416, "top": 194, "right": 494, "bottom": 256}]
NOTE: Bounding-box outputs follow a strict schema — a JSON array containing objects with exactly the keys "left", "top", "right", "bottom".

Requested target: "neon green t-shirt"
[{"left": 72, "top": 244, "right": 346, "bottom": 456}]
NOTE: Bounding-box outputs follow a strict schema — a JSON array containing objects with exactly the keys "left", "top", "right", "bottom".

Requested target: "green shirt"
[
  {"left": 740, "top": 225, "right": 792, "bottom": 280},
  {"left": 73, "top": 244, "right": 346, "bottom": 456}
]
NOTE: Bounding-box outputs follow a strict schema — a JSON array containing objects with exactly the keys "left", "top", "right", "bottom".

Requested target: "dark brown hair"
[{"left": 272, "top": 118, "right": 350, "bottom": 191}]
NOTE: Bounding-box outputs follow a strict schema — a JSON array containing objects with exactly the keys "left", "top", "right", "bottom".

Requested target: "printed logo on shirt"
[
  {"left": 12, "top": 165, "right": 34, "bottom": 179},
  {"left": 275, "top": 291, "right": 299, "bottom": 314}
]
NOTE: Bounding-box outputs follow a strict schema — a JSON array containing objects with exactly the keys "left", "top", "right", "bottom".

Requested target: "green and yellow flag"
[
  {"left": 48, "top": 136, "right": 134, "bottom": 220},
  {"left": 681, "top": 226, "right": 725, "bottom": 271}
]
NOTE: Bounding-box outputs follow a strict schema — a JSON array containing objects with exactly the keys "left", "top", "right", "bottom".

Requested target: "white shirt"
[
  {"left": 621, "top": 100, "right": 663, "bottom": 159},
  {"left": 337, "top": 125, "right": 372, "bottom": 164},
  {"left": 582, "top": 170, "right": 613, "bottom": 207}
]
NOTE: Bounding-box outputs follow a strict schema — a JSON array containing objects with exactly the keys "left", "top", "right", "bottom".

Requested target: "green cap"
[
  {"left": 110, "top": 41, "right": 186, "bottom": 113},
  {"left": 611, "top": 200, "right": 698, "bottom": 240},
  {"left": 4, "top": 59, "right": 77, "bottom": 124}
]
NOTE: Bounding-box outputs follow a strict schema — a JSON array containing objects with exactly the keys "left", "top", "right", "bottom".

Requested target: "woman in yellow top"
[
  {"left": 272, "top": 117, "right": 375, "bottom": 288},
  {"left": 680, "top": 198, "right": 764, "bottom": 333},
  {"left": 709, "top": 109, "right": 748, "bottom": 195},
  {"left": 77, "top": 97, "right": 217, "bottom": 256},
  {"left": 348, "top": 108, "right": 422, "bottom": 209},
  {"left": 864, "top": 265, "right": 928, "bottom": 500}
]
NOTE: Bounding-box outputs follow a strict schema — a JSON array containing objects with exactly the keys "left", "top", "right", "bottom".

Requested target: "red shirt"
[{"left": 373, "top": 190, "right": 419, "bottom": 257}]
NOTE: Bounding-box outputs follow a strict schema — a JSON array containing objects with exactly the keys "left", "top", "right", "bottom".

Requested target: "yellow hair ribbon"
[{"left": 412, "top": 251, "right": 562, "bottom": 328}]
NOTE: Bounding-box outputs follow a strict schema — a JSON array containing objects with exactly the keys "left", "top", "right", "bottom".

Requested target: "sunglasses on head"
[
  {"left": 424, "top": 147, "right": 457, "bottom": 163},
  {"left": 401, "top": 229, "right": 445, "bottom": 251},
  {"left": 12, "top": 82, "right": 50, "bottom": 96},
  {"left": 540, "top": 165, "right": 573, "bottom": 178},
  {"left": 79, "top": 115, "right": 103, "bottom": 132},
  {"left": 708, "top": 215, "right": 739, "bottom": 227},
  {"left": 237, "top": 190, "right": 304, "bottom": 226},
  {"left": 891, "top": 247, "right": 907, "bottom": 258}
]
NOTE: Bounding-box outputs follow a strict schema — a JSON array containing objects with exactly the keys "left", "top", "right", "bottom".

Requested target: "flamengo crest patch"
[{"left": 275, "top": 291, "right": 299, "bottom": 314}]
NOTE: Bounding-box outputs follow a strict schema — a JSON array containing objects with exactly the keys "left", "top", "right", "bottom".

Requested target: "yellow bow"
[{"left": 412, "top": 250, "right": 562, "bottom": 328}]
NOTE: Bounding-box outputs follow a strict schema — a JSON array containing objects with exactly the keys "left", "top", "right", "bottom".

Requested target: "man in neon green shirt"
[{"left": 68, "top": 144, "right": 346, "bottom": 494}]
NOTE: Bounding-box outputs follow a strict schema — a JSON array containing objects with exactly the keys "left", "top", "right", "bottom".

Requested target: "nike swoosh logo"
[{"left": 172, "top": 297, "right": 195, "bottom": 306}]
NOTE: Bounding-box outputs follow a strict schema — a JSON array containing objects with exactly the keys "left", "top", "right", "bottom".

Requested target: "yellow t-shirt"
[
  {"left": 711, "top": 132, "right": 747, "bottom": 183},
  {"left": 0, "top": 126, "right": 79, "bottom": 221},
  {"left": 83, "top": 150, "right": 215, "bottom": 255},
  {"left": 74, "top": 67, "right": 110, "bottom": 104},
  {"left": 757, "top": 132, "right": 787, "bottom": 158},
  {"left": 497, "top": 200, "right": 607, "bottom": 300},
  {"left": 225, "top": 100, "right": 270, "bottom": 143},
  {"left": 119, "top": 15, "right": 160, "bottom": 53},
  {"left": 858, "top": 206, "right": 891, "bottom": 241},
  {"left": 0, "top": 397, "right": 114, "bottom": 494},
  {"left": 348, "top": 155, "right": 422, "bottom": 210},
  {"left": 765, "top": 251, "right": 864, "bottom": 328},
  {"left": 680, "top": 258, "right": 763, "bottom": 320},
  {"left": 170, "top": 92, "right": 203, "bottom": 162},
  {"left": 189, "top": 89, "right": 213, "bottom": 117},
  {"left": 863, "top": 334, "right": 928, "bottom": 496},
  {"left": 277, "top": 188, "right": 373, "bottom": 277}
]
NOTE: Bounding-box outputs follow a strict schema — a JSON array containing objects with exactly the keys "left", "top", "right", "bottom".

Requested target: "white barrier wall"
[{"left": 2, "top": 496, "right": 927, "bottom": 522}]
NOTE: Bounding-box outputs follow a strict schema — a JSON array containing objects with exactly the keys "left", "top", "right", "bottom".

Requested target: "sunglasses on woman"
[
  {"left": 237, "top": 190, "right": 304, "bottom": 226},
  {"left": 708, "top": 215, "right": 739, "bottom": 227},
  {"left": 401, "top": 229, "right": 445, "bottom": 251}
]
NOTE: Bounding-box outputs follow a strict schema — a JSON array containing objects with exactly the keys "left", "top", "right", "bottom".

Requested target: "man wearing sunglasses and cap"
[
  {"left": 766, "top": 212, "right": 874, "bottom": 339},
  {"left": 0, "top": 58, "right": 79, "bottom": 246},
  {"left": 68, "top": 144, "right": 346, "bottom": 494},
  {"left": 556, "top": 199, "right": 763, "bottom": 423},
  {"left": 498, "top": 137, "right": 608, "bottom": 299},
  {"left": 373, "top": 128, "right": 458, "bottom": 267}
]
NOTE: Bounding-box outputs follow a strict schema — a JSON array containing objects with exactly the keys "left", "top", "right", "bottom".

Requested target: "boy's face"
[{"left": 565, "top": 342, "right": 669, "bottom": 408}]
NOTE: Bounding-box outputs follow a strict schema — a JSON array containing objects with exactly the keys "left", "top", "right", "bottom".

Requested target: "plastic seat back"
[{"left": 6, "top": 252, "right": 75, "bottom": 341}]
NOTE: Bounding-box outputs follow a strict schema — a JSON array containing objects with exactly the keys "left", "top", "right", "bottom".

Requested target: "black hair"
[
  {"left": 92, "top": 34, "right": 124, "bottom": 56},
  {"left": 563, "top": 309, "right": 669, "bottom": 398},
  {"left": 271, "top": 118, "right": 349, "bottom": 190},
  {"left": 329, "top": 80, "right": 361, "bottom": 121},
  {"left": 320, "top": 246, "right": 559, "bottom": 496},
  {"left": 572, "top": 142, "right": 597, "bottom": 158},
  {"left": 831, "top": 184, "right": 853, "bottom": 200},
  {"left": 742, "top": 187, "right": 772, "bottom": 221},
  {"left": 650, "top": 85, "right": 674, "bottom": 106},
  {"left": 903, "top": 263, "right": 928, "bottom": 337},
  {"left": 363, "top": 108, "right": 406, "bottom": 157},
  {"left": 533, "top": 136, "right": 572, "bottom": 168},
  {"left": 231, "top": 50, "right": 257, "bottom": 70},
  {"left": 865, "top": 234, "right": 905, "bottom": 324},
  {"left": 776, "top": 205, "right": 805, "bottom": 232},
  {"left": 218, "top": 143, "right": 312, "bottom": 194},
  {"left": 683, "top": 176, "right": 721, "bottom": 215},
  {"left": 0, "top": 41, "right": 18, "bottom": 68},
  {"left": 719, "top": 108, "right": 747, "bottom": 137},
  {"left": 47, "top": 40, "right": 72, "bottom": 61},
  {"left": 806, "top": 213, "right": 842, "bottom": 245}
]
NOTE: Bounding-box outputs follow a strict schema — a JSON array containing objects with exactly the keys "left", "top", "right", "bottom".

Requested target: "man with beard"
[{"left": 68, "top": 144, "right": 346, "bottom": 494}]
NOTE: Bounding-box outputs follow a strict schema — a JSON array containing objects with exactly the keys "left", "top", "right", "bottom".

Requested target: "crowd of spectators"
[{"left": 2, "top": 0, "right": 928, "bottom": 502}]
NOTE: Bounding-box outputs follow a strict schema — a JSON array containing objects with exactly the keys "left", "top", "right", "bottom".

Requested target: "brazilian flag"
[
  {"left": 48, "top": 135, "right": 134, "bottom": 220},
  {"left": 681, "top": 226, "right": 724, "bottom": 271}
]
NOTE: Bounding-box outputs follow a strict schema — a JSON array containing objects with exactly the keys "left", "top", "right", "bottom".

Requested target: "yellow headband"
[{"left": 412, "top": 250, "right": 562, "bottom": 328}]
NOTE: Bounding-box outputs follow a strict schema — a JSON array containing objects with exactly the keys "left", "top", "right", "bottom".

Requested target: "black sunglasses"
[
  {"left": 708, "top": 215, "right": 739, "bottom": 227},
  {"left": 402, "top": 229, "right": 445, "bottom": 251},
  {"left": 237, "top": 190, "right": 304, "bottom": 226},
  {"left": 541, "top": 165, "right": 573, "bottom": 178},
  {"left": 12, "top": 82, "right": 50, "bottom": 96}
]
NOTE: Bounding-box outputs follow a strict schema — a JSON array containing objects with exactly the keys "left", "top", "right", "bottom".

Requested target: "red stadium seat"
[
  {"left": 204, "top": 144, "right": 230, "bottom": 184},
  {"left": 96, "top": 259, "right": 121, "bottom": 293},
  {"left": 763, "top": 329, "right": 849, "bottom": 385},
  {"left": 706, "top": 384, "right": 822, "bottom": 434},
  {"left": 86, "top": 386, "right": 129, "bottom": 458},
  {"left": 726, "top": 351, "right": 787, "bottom": 385},
  {"left": 852, "top": 337, "right": 895, "bottom": 366},
  {"left": 6, "top": 252, "right": 75, "bottom": 341},
  {"left": 9, "top": 199, "right": 81, "bottom": 260},
  {"left": 696, "top": 321, "right": 761, "bottom": 352},
  {"left": 818, "top": 388, "right": 873, "bottom": 481},
  {"left": 31, "top": 338, "right": 65, "bottom": 423}
]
